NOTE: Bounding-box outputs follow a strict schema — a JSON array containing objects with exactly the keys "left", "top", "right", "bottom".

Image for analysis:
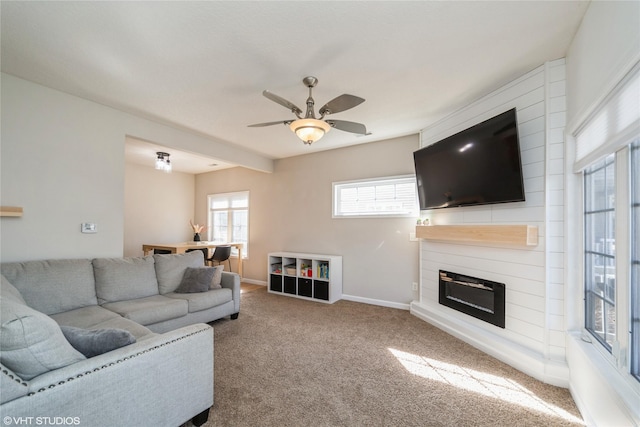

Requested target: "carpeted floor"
[{"left": 203, "top": 286, "right": 583, "bottom": 426}]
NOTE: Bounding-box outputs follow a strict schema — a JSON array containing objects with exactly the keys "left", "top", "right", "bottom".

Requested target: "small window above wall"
[{"left": 332, "top": 175, "right": 418, "bottom": 218}]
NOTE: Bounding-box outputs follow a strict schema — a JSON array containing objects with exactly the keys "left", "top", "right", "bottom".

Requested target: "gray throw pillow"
[
  {"left": 176, "top": 267, "right": 215, "bottom": 293},
  {"left": 0, "top": 298, "right": 86, "bottom": 380},
  {"left": 60, "top": 326, "right": 136, "bottom": 358}
]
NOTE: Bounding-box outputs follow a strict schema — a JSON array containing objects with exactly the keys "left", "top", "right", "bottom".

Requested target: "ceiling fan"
[{"left": 248, "top": 76, "right": 368, "bottom": 145}]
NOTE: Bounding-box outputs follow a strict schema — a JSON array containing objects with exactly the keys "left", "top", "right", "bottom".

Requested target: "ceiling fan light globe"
[{"left": 289, "top": 118, "right": 331, "bottom": 145}]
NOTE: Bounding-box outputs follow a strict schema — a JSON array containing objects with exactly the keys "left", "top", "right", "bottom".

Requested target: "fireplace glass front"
[{"left": 439, "top": 270, "right": 505, "bottom": 328}]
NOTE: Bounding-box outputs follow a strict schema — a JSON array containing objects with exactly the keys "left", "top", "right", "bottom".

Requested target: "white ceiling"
[
  {"left": 124, "top": 136, "right": 234, "bottom": 174},
  {"left": 1, "top": 1, "right": 589, "bottom": 173}
]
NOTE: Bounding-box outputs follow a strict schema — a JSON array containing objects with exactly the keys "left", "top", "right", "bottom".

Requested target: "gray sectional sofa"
[{"left": 0, "top": 251, "right": 240, "bottom": 427}]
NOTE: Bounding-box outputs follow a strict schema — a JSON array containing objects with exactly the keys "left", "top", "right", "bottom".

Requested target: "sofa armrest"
[
  {"left": 220, "top": 271, "right": 240, "bottom": 314},
  {"left": 2, "top": 324, "right": 214, "bottom": 427},
  {"left": 0, "top": 364, "right": 29, "bottom": 404}
]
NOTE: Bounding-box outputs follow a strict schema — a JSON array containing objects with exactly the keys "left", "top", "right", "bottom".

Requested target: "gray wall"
[{"left": 1, "top": 74, "right": 126, "bottom": 260}]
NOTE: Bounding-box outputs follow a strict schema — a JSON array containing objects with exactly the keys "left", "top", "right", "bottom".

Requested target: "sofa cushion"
[
  {"left": 60, "top": 326, "right": 136, "bottom": 358},
  {"left": 176, "top": 267, "right": 215, "bottom": 293},
  {"left": 51, "top": 306, "right": 156, "bottom": 341},
  {"left": 154, "top": 252, "right": 204, "bottom": 294},
  {"left": 101, "top": 295, "right": 188, "bottom": 326},
  {"left": 0, "top": 296, "right": 86, "bottom": 380},
  {"left": 1, "top": 259, "right": 97, "bottom": 315},
  {"left": 49, "top": 305, "right": 121, "bottom": 327},
  {"left": 1, "top": 275, "right": 26, "bottom": 305},
  {"left": 93, "top": 256, "right": 159, "bottom": 304},
  {"left": 166, "top": 288, "right": 233, "bottom": 313}
]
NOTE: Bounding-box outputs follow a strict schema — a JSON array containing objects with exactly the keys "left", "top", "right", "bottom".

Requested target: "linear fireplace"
[{"left": 439, "top": 270, "right": 505, "bottom": 328}]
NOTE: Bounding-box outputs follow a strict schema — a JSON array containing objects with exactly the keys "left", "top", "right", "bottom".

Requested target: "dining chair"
[{"left": 207, "top": 245, "right": 232, "bottom": 271}]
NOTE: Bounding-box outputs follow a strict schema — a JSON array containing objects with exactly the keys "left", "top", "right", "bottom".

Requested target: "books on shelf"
[{"left": 317, "top": 263, "right": 329, "bottom": 280}]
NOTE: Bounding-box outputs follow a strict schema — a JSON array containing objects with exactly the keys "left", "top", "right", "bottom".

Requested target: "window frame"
[
  {"left": 630, "top": 141, "right": 640, "bottom": 381},
  {"left": 583, "top": 153, "right": 618, "bottom": 351},
  {"left": 572, "top": 62, "right": 640, "bottom": 390},
  {"left": 207, "top": 191, "right": 249, "bottom": 259},
  {"left": 581, "top": 141, "right": 637, "bottom": 391},
  {"left": 332, "top": 174, "right": 418, "bottom": 219}
]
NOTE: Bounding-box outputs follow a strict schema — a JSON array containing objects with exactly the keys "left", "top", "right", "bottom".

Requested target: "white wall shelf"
[
  {"left": 416, "top": 225, "right": 538, "bottom": 247},
  {"left": 0, "top": 206, "right": 23, "bottom": 217},
  {"left": 268, "top": 252, "right": 342, "bottom": 303}
]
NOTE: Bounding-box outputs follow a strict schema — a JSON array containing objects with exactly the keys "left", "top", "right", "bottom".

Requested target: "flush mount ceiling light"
[
  {"left": 249, "top": 76, "right": 368, "bottom": 145},
  {"left": 155, "top": 152, "right": 172, "bottom": 173}
]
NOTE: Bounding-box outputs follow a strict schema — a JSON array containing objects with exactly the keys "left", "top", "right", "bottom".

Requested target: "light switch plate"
[{"left": 81, "top": 223, "right": 97, "bottom": 233}]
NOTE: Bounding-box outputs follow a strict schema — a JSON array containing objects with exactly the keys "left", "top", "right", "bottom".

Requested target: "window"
[
  {"left": 631, "top": 141, "right": 640, "bottom": 380},
  {"left": 208, "top": 191, "right": 249, "bottom": 258},
  {"left": 577, "top": 62, "right": 639, "bottom": 384},
  {"left": 333, "top": 175, "right": 418, "bottom": 218},
  {"left": 584, "top": 154, "right": 616, "bottom": 349}
]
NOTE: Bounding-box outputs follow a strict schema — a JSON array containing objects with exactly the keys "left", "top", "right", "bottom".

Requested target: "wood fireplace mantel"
[
  {"left": 0, "top": 206, "right": 23, "bottom": 217},
  {"left": 415, "top": 224, "right": 538, "bottom": 247}
]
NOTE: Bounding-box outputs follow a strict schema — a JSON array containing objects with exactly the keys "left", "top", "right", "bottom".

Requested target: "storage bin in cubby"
[
  {"left": 298, "top": 278, "right": 312, "bottom": 297},
  {"left": 314, "top": 280, "right": 329, "bottom": 301},
  {"left": 283, "top": 276, "right": 297, "bottom": 294},
  {"left": 270, "top": 274, "right": 282, "bottom": 292}
]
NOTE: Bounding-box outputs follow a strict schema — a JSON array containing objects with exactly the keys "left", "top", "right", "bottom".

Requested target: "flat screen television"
[{"left": 413, "top": 108, "right": 525, "bottom": 210}]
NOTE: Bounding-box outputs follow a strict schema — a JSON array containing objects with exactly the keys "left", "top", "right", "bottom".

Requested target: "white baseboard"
[
  {"left": 341, "top": 294, "right": 410, "bottom": 310},
  {"left": 410, "top": 301, "right": 569, "bottom": 388},
  {"left": 241, "top": 278, "right": 267, "bottom": 286}
]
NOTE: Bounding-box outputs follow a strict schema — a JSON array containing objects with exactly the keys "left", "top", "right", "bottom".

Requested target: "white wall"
[
  {"left": 0, "top": 73, "right": 273, "bottom": 263},
  {"left": 564, "top": 1, "right": 640, "bottom": 425},
  {"left": 123, "top": 163, "right": 195, "bottom": 257},
  {"left": 411, "top": 59, "right": 569, "bottom": 386},
  {"left": 195, "top": 135, "right": 421, "bottom": 307}
]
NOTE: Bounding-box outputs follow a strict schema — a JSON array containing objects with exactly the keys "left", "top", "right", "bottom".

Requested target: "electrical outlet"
[{"left": 412, "top": 282, "right": 418, "bottom": 291}]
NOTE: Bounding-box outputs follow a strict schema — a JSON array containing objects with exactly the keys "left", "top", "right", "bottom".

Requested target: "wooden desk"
[{"left": 142, "top": 242, "right": 244, "bottom": 277}]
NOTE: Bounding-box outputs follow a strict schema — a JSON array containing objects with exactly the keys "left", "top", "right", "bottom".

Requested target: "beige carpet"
[{"left": 204, "top": 286, "right": 583, "bottom": 426}]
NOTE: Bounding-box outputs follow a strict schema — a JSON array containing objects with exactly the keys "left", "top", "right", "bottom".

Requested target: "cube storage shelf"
[{"left": 268, "top": 252, "right": 342, "bottom": 303}]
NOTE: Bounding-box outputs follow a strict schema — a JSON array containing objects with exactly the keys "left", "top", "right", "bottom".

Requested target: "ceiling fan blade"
[
  {"left": 263, "top": 90, "right": 303, "bottom": 115},
  {"left": 326, "top": 119, "right": 368, "bottom": 135},
  {"left": 319, "top": 94, "right": 365, "bottom": 116},
  {"left": 248, "top": 120, "right": 292, "bottom": 127}
]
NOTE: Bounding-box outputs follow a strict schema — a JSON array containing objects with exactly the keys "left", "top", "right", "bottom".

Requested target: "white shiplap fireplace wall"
[{"left": 410, "top": 59, "right": 568, "bottom": 387}]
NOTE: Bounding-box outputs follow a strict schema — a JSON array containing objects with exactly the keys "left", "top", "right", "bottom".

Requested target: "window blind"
[
  {"left": 574, "top": 62, "right": 640, "bottom": 171},
  {"left": 333, "top": 175, "right": 417, "bottom": 217}
]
